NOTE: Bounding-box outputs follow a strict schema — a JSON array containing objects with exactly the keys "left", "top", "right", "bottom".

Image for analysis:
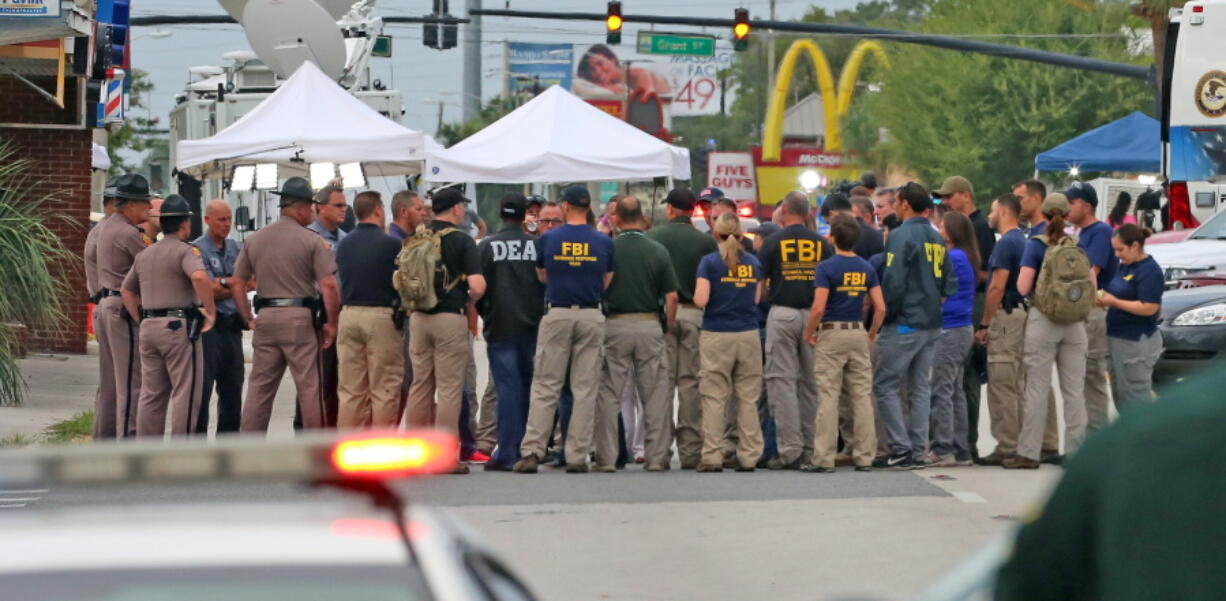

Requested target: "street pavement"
[{"left": 1, "top": 337, "right": 1066, "bottom": 601}]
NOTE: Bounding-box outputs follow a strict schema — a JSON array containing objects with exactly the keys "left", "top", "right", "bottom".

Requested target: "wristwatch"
[
  {"left": 975, "top": 323, "right": 989, "bottom": 332},
  {"left": 220, "top": 277, "right": 229, "bottom": 288}
]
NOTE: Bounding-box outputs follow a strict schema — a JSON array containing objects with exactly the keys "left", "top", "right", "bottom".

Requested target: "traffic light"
[
  {"left": 606, "top": 1, "right": 623, "bottom": 45},
  {"left": 733, "top": 8, "right": 750, "bottom": 52},
  {"left": 423, "top": 0, "right": 457, "bottom": 50}
]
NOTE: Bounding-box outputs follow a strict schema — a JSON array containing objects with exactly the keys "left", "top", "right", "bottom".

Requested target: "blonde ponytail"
[{"left": 713, "top": 212, "right": 743, "bottom": 270}]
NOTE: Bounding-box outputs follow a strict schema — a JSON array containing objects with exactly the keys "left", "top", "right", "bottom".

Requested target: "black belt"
[
  {"left": 254, "top": 297, "right": 314, "bottom": 310},
  {"left": 98, "top": 289, "right": 122, "bottom": 298},
  {"left": 141, "top": 307, "right": 194, "bottom": 319},
  {"left": 1003, "top": 299, "right": 1031, "bottom": 314},
  {"left": 547, "top": 303, "right": 600, "bottom": 310},
  {"left": 820, "top": 321, "right": 863, "bottom": 331}
]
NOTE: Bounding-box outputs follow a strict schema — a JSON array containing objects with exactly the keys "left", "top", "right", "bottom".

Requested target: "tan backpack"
[
  {"left": 1033, "top": 234, "right": 1094, "bottom": 324},
  {"left": 393, "top": 226, "right": 462, "bottom": 312}
]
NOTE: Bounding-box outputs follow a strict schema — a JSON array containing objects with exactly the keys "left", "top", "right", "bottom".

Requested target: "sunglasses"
[{"left": 539, "top": 218, "right": 563, "bottom": 225}]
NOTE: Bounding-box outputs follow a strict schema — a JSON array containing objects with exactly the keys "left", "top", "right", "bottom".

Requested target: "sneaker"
[
  {"left": 766, "top": 457, "right": 801, "bottom": 471},
  {"left": 644, "top": 463, "right": 669, "bottom": 472},
  {"left": 695, "top": 463, "right": 723, "bottom": 473},
  {"left": 834, "top": 453, "right": 855, "bottom": 467},
  {"left": 801, "top": 465, "right": 836, "bottom": 473},
  {"left": 512, "top": 455, "right": 539, "bottom": 474},
  {"left": 854, "top": 465, "right": 873, "bottom": 472},
  {"left": 592, "top": 464, "right": 617, "bottom": 473},
  {"left": 1002, "top": 456, "right": 1040, "bottom": 470},
  {"left": 543, "top": 453, "right": 565, "bottom": 468},
  {"left": 1040, "top": 451, "right": 1064, "bottom": 465},
  {"left": 922, "top": 450, "right": 942, "bottom": 466},
  {"left": 565, "top": 462, "right": 590, "bottom": 474},
  {"left": 872, "top": 453, "right": 918, "bottom": 470},
  {"left": 975, "top": 451, "right": 1013, "bottom": 466},
  {"left": 483, "top": 462, "right": 513, "bottom": 472},
  {"left": 933, "top": 454, "right": 973, "bottom": 467},
  {"left": 467, "top": 450, "right": 491, "bottom": 464}
]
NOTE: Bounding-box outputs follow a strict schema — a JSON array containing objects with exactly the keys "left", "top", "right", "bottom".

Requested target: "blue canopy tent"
[{"left": 1034, "top": 111, "right": 1160, "bottom": 173}]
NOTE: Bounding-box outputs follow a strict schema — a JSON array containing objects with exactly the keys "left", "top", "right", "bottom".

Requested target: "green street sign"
[{"left": 636, "top": 31, "right": 716, "bottom": 57}]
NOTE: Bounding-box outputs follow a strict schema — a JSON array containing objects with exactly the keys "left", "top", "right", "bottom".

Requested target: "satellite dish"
[
  {"left": 240, "top": 0, "right": 347, "bottom": 80},
  {"left": 188, "top": 65, "right": 225, "bottom": 77},
  {"left": 222, "top": 49, "right": 258, "bottom": 62},
  {"left": 216, "top": 0, "right": 248, "bottom": 22}
]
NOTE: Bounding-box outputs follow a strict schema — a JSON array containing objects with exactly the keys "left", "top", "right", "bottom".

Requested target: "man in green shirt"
[
  {"left": 995, "top": 372, "right": 1226, "bottom": 601},
  {"left": 646, "top": 188, "right": 719, "bottom": 469},
  {"left": 596, "top": 196, "right": 679, "bottom": 471}
]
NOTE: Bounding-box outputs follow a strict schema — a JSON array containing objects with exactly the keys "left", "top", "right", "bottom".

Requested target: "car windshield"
[
  {"left": 1189, "top": 209, "right": 1226, "bottom": 239},
  {"left": 3, "top": 565, "right": 427, "bottom": 601}
]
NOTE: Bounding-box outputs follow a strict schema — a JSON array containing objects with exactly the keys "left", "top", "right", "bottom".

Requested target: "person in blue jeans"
[
  {"left": 475, "top": 194, "right": 546, "bottom": 470},
  {"left": 872, "top": 182, "right": 958, "bottom": 470},
  {"left": 928, "top": 212, "right": 982, "bottom": 466}
]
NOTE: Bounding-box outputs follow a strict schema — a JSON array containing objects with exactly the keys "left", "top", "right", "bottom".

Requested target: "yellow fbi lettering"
[
  {"left": 555, "top": 241, "right": 597, "bottom": 267},
  {"left": 779, "top": 239, "right": 820, "bottom": 263},
  {"left": 923, "top": 243, "right": 945, "bottom": 277},
  {"left": 720, "top": 264, "right": 756, "bottom": 288},
  {"left": 837, "top": 271, "right": 869, "bottom": 296}
]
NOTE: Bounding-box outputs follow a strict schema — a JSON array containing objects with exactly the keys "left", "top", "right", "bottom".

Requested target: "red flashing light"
[
  {"left": 694, "top": 205, "right": 706, "bottom": 217},
  {"left": 737, "top": 205, "right": 754, "bottom": 218},
  {"left": 1192, "top": 5, "right": 1204, "bottom": 12},
  {"left": 330, "top": 431, "right": 458, "bottom": 479},
  {"left": 1167, "top": 182, "right": 1201, "bottom": 230}
]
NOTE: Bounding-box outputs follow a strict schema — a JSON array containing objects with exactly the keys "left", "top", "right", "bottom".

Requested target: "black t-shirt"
[
  {"left": 758, "top": 224, "right": 833, "bottom": 309},
  {"left": 426, "top": 220, "right": 482, "bottom": 314},
  {"left": 478, "top": 226, "right": 545, "bottom": 341},
  {"left": 969, "top": 209, "right": 995, "bottom": 292},
  {"left": 854, "top": 220, "right": 884, "bottom": 260},
  {"left": 335, "top": 223, "right": 401, "bottom": 307}
]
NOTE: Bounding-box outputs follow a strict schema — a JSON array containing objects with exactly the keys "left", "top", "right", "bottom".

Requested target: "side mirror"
[{"left": 234, "top": 205, "right": 252, "bottom": 232}]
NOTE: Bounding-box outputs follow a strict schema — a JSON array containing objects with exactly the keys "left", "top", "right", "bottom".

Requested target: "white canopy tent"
[
  {"left": 425, "top": 85, "right": 691, "bottom": 184},
  {"left": 176, "top": 60, "right": 427, "bottom": 181}
]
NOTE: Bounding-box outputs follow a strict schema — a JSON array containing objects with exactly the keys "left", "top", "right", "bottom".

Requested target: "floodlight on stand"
[
  {"left": 231, "top": 165, "right": 256, "bottom": 191},
  {"left": 799, "top": 169, "right": 822, "bottom": 190},
  {"left": 255, "top": 163, "right": 279, "bottom": 190},
  {"left": 311, "top": 162, "right": 337, "bottom": 189},
  {"left": 339, "top": 162, "right": 365, "bottom": 188}
]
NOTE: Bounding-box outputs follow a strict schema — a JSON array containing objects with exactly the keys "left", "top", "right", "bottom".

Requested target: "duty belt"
[
  {"left": 1003, "top": 299, "right": 1031, "bottom": 314},
  {"left": 254, "top": 297, "right": 315, "bottom": 311},
  {"left": 547, "top": 303, "right": 600, "bottom": 311},
  {"left": 98, "top": 289, "right": 122, "bottom": 298},
  {"left": 608, "top": 312, "right": 656, "bottom": 320},
  {"left": 140, "top": 307, "right": 195, "bottom": 319},
  {"left": 819, "top": 321, "right": 863, "bottom": 331}
]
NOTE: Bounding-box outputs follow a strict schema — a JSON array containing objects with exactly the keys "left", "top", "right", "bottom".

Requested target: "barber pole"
[{"left": 102, "top": 67, "right": 126, "bottom": 125}]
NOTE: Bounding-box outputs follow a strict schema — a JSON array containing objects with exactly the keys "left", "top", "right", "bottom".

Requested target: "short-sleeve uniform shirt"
[
  {"left": 605, "top": 230, "right": 678, "bottom": 315},
  {"left": 697, "top": 251, "right": 761, "bottom": 332},
  {"left": 121, "top": 238, "right": 206, "bottom": 309},
  {"left": 426, "top": 220, "right": 482, "bottom": 314},
  {"left": 758, "top": 224, "right": 832, "bottom": 309},
  {"left": 1105, "top": 256, "right": 1164, "bottom": 340},
  {"left": 988, "top": 228, "right": 1027, "bottom": 309},
  {"left": 234, "top": 216, "right": 337, "bottom": 299},
  {"left": 536, "top": 224, "right": 614, "bottom": 308},
  {"left": 645, "top": 217, "right": 719, "bottom": 303},
  {"left": 84, "top": 215, "right": 110, "bottom": 297},
  {"left": 96, "top": 212, "right": 150, "bottom": 291},
  {"left": 814, "top": 254, "right": 878, "bottom": 323},
  {"left": 194, "top": 234, "right": 241, "bottom": 315},
  {"left": 1078, "top": 221, "right": 1119, "bottom": 289}
]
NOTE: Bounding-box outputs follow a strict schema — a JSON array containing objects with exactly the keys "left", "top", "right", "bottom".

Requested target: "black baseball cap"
[
  {"left": 698, "top": 187, "right": 724, "bottom": 201},
  {"left": 560, "top": 185, "right": 591, "bottom": 207},
  {"left": 500, "top": 192, "right": 527, "bottom": 219},
  {"left": 1063, "top": 181, "right": 1099, "bottom": 208},
  {"left": 526, "top": 194, "right": 546, "bottom": 209},
  {"left": 431, "top": 187, "right": 469, "bottom": 213},
  {"left": 665, "top": 188, "right": 697, "bottom": 211}
]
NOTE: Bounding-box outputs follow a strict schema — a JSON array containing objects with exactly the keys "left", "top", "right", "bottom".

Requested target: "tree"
[
  {"left": 1131, "top": 0, "right": 1181, "bottom": 91},
  {"left": 846, "top": 0, "right": 1153, "bottom": 203},
  {"left": 435, "top": 95, "right": 521, "bottom": 147},
  {"left": 0, "top": 143, "right": 75, "bottom": 406},
  {"left": 105, "top": 69, "right": 162, "bottom": 174}
]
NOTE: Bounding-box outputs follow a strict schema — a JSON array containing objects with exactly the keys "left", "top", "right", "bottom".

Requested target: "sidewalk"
[{"left": 0, "top": 343, "right": 100, "bottom": 441}]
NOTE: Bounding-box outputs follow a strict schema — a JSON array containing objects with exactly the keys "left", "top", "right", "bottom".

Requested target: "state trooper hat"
[
  {"left": 112, "top": 173, "right": 154, "bottom": 202},
  {"left": 158, "top": 194, "right": 194, "bottom": 217},
  {"left": 103, "top": 175, "right": 121, "bottom": 199},
  {"left": 270, "top": 176, "right": 317, "bottom": 206}
]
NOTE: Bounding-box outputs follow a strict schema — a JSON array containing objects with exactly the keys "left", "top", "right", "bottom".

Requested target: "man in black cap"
[
  {"left": 515, "top": 185, "right": 614, "bottom": 473},
  {"left": 94, "top": 173, "right": 155, "bottom": 438},
  {"left": 232, "top": 176, "right": 340, "bottom": 432},
  {"left": 120, "top": 195, "right": 217, "bottom": 437},
  {"left": 1065, "top": 181, "right": 1117, "bottom": 432},
  {"left": 646, "top": 188, "right": 719, "bottom": 468},
  {"left": 403, "top": 187, "right": 486, "bottom": 472},
  {"left": 698, "top": 186, "right": 724, "bottom": 231},
  {"left": 478, "top": 193, "right": 545, "bottom": 471}
]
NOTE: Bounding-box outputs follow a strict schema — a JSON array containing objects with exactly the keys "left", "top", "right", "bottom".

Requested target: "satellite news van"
[{"left": 1163, "top": 0, "right": 1226, "bottom": 228}]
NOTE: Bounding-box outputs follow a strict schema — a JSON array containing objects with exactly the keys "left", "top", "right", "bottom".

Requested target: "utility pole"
[
  {"left": 766, "top": 0, "right": 777, "bottom": 93},
  {"left": 462, "top": 0, "right": 482, "bottom": 121}
]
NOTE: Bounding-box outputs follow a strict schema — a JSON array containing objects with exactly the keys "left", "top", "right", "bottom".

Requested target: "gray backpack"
[{"left": 1033, "top": 234, "right": 1093, "bottom": 324}]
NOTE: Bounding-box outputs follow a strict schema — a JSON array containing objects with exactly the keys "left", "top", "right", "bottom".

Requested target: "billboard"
[
  {"left": 0, "top": 0, "right": 60, "bottom": 16},
  {"left": 570, "top": 42, "right": 735, "bottom": 117},
  {"left": 752, "top": 146, "right": 854, "bottom": 208},
  {"left": 707, "top": 152, "right": 757, "bottom": 203},
  {"left": 505, "top": 42, "right": 573, "bottom": 100}
]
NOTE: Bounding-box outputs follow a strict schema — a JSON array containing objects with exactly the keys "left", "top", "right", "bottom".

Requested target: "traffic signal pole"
[{"left": 473, "top": 8, "right": 1151, "bottom": 82}]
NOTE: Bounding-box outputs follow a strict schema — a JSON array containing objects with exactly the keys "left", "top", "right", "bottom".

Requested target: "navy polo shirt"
[
  {"left": 697, "top": 251, "right": 761, "bottom": 332},
  {"left": 1078, "top": 221, "right": 1119, "bottom": 290},
  {"left": 814, "top": 254, "right": 878, "bottom": 323},
  {"left": 1105, "top": 256, "right": 1163, "bottom": 340},
  {"left": 335, "top": 223, "right": 402, "bottom": 307},
  {"left": 989, "top": 228, "right": 1027, "bottom": 310},
  {"left": 536, "top": 224, "right": 614, "bottom": 308}
]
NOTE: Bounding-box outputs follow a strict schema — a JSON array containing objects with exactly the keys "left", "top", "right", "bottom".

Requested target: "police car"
[{"left": 0, "top": 431, "right": 540, "bottom": 601}]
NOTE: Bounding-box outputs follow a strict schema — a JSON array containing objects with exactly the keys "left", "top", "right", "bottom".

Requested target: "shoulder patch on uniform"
[
  {"left": 141, "top": 234, "right": 153, "bottom": 246},
  {"left": 321, "top": 241, "right": 332, "bottom": 250},
  {"left": 190, "top": 246, "right": 202, "bottom": 256}
]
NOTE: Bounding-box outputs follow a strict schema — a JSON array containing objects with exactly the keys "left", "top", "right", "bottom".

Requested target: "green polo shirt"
[
  {"left": 605, "top": 229, "right": 678, "bottom": 315},
  {"left": 645, "top": 216, "right": 718, "bottom": 303},
  {"left": 995, "top": 373, "right": 1226, "bottom": 601}
]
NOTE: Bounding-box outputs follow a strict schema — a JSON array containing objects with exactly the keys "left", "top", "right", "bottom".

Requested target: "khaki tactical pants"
[
  {"left": 667, "top": 306, "right": 704, "bottom": 465},
  {"left": 96, "top": 296, "right": 141, "bottom": 437},
  {"left": 476, "top": 377, "right": 498, "bottom": 453},
  {"left": 520, "top": 308, "right": 606, "bottom": 463},
  {"left": 699, "top": 330, "right": 764, "bottom": 468},
  {"left": 405, "top": 312, "right": 470, "bottom": 439},
  {"left": 812, "top": 325, "right": 876, "bottom": 468},
  {"left": 1083, "top": 307, "right": 1113, "bottom": 432},
  {"left": 337, "top": 306, "right": 405, "bottom": 429},
  {"left": 1018, "top": 309, "right": 1088, "bottom": 461},
  {"left": 986, "top": 308, "right": 1026, "bottom": 456},
  {"left": 241, "top": 308, "right": 327, "bottom": 432},
  {"left": 765, "top": 306, "right": 818, "bottom": 465},
  {"left": 599, "top": 316, "right": 671, "bottom": 468},
  {"left": 136, "top": 317, "right": 204, "bottom": 437}
]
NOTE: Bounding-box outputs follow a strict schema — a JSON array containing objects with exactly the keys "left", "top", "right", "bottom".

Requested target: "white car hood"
[{"left": 1146, "top": 239, "right": 1226, "bottom": 269}]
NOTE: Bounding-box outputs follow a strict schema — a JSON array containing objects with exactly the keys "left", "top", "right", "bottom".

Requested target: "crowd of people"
[{"left": 85, "top": 170, "right": 1167, "bottom": 474}]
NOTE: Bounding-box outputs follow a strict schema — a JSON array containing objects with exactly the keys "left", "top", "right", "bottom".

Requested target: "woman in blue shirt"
[
  {"left": 1096, "top": 224, "right": 1164, "bottom": 407},
  {"left": 693, "top": 213, "right": 764, "bottom": 472},
  {"left": 928, "top": 212, "right": 981, "bottom": 467}
]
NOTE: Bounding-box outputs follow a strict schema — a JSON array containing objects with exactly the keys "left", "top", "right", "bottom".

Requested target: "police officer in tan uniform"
[
  {"left": 120, "top": 195, "right": 217, "bottom": 437},
  {"left": 85, "top": 176, "right": 119, "bottom": 439},
  {"left": 231, "top": 177, "right": 341, "bottom": 432},
  {"left": 94, "top": 173, "right": 154, "bottom": 438}
]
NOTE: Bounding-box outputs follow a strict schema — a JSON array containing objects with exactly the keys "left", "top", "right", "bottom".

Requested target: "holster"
[
  {"left": 309, "top": 297, "right": 326, "bottom": 330},
  {"left": 185, "top": 307, "right": 204, "bottom": 343},
  {"left": 391, "top": 298, "right": 406, "bottom": 331}
]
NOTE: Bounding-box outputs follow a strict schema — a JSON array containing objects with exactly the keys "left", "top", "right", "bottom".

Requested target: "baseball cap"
[
  {"left": 431, "top": 187, "right": 469, "bottom": 213},
  {"left": 560, "top": 185, "right": 591, "bottom": 207},
  {"left": 526, "top": 194, "right": 546, "bottom": 209},
  {"left": 1062, "top": 181, "right": 1098, "bottom": 208},
  {"left": 500, "top": 192, "right": 527, "bottom": 219},
  {"left": 665, "top": 188, "right": 697, "bottom": 211},
  {"left": 698, "top": 187, "right": 725, "bottom": 201},
  {"left": 750, "top": 222, "right": 781, "bottom": 238},
  {"left": 1041, "top": 193, "right": 1071, "bottom": 216},
  {"left": 932, "top": 176, "right": 974, "bottom": 198}
]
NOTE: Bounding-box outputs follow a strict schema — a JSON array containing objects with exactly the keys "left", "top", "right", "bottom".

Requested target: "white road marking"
[
  {"left": 951, "top": 491, "right": 987, "bottom": 504},
  {"left": 0, "top": 497, "right": 40, "bottom": 503},
  {"left": 0, "top": 503, "right": 28, "bottom": 509},
  {"left": 0, "top": 489, "right": 48, "bottom": 495}
]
